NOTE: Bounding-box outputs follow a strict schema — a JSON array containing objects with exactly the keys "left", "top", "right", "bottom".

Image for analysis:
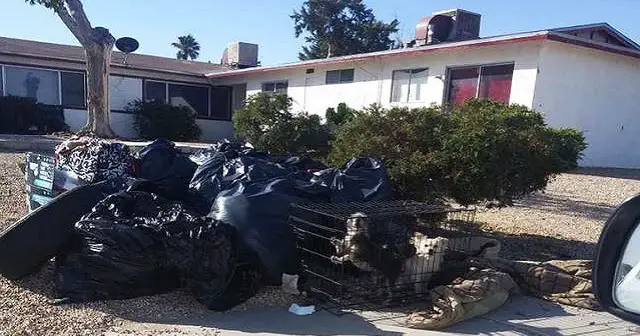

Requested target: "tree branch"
[
  {"left": 54, "top": 4, "right": 86, "bottom": 44},
  {"left": 65, "top": 0, "right": 92, "bottom": 32}
]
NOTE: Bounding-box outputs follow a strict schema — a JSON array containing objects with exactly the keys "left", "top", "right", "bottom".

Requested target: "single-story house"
[
  {"left": 2, "top": 8, "right": 640, "bottom": 168},
  {"left": 207, "top": 9, "right": 640, "bottom": 169},
  {"left": 0, "top": 35, "right": 241, "bottom": 140}
]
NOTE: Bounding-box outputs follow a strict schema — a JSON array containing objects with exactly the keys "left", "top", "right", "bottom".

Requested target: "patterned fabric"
[{"left": 55, "top": 136, "right": 135, "bottom": 184}]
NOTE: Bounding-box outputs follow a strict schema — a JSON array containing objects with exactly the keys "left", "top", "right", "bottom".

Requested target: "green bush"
[
  {"left": 234, "top": 92, "right": 331, "bottom": 157},
  {"left": 329, "top": 104, "right": 449, "bottom": 201},
  {"left": 326, "top": 102, "right": 358, "bottom": 127},
  {"left": 0, "top": 96, "right": 68, "bottom": 134},
  {"left": 129, "top": 100, "right": 201, "bottom": 141},
  {"left": 329, "top": 100, "right": 587, "bottom": 205}
]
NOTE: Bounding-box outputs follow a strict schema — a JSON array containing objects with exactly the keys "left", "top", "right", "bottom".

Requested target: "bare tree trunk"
[
  {"left": 82, "top": 31, "right": 115, "bottom": 138},
  {"left": 53, "top": 1, "right": 116, "bottom": 138}
]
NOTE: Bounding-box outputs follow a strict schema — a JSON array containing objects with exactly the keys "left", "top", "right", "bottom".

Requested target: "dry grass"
[{"left": 1, "top": 151, "right": 638, "bottom": 335}]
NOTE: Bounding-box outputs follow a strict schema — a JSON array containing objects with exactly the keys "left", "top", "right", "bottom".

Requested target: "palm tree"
[{"left": 172, "top": 34, "right": 200, "bottom": 60}]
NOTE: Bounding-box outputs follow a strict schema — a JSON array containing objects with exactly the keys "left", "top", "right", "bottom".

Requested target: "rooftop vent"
[
  {"left": 414, "top": 9, "right": 481, "bottom": 46},
  {"left": 221, "top": 42, "right": 259, "bottom": 69}
]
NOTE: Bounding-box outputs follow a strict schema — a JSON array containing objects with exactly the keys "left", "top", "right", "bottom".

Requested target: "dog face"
[
  {"left": 414, "top": 235, "right": 449, "bottom": 256},
  {"left": 346, "top": 212, "right": 369, "bottom": 236}
]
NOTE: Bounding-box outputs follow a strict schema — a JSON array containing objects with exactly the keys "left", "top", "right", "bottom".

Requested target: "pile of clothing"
[{"left": 1, "top": 136, "right": 393, "bottom": 311}]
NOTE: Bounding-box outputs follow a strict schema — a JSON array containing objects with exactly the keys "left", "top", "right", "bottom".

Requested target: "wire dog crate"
[{"left": 289, "top": 200, "right": 478, "bottom": 315}]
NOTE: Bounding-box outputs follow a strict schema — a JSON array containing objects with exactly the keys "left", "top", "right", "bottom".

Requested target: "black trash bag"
[
  {"left": 312, "top": 157, "right": 393, "bottom": 202},
  {"left": 55, "top": 191, "right": 239, "bottom": 306},
  {"left": 190, "top": 155, "right": 291, "bottom": 210},
  {"left": 135, "top": 139, "right": 197, "bottom": 198},
  {"left": 189, "top": 140, "right": 270, "bottom": 166},
  {"left": 210, "top": 178, "right": 305, "bottom": 285},
  {"left": 280, "top": 156, "right": 328, "bottom": 173}
]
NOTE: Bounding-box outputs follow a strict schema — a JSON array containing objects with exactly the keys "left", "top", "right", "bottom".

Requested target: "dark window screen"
[
  {"left": 168, "top": 84, "right": 209, "bottom": 117},
  {"left": 145, "top": 81, "right": 167, "bottom": 102},
  {"left": 478, "top": 64, "right": 514, "bottom": 103},
  {"left": 210, "top": 86, "right": 232, "bottom": 120},
  {"left": 61, "top": 72, "right": 85, "bottom": 108}
]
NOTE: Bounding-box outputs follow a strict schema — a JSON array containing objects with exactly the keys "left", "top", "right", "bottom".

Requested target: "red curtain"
[{"left": 479, "top": 75, "right": 512, "bottom": 103}]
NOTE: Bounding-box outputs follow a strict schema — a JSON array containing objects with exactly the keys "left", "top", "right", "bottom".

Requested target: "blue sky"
[{"left": 4, "top": 0, "right": 640, "bottom": 65}]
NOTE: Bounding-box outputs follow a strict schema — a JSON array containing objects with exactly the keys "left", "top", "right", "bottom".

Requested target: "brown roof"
[{"left": 0, "top": 36, "right": 229, "bottom": 76}]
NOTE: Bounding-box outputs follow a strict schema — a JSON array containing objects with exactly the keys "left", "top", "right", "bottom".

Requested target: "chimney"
[
  {"left": 221, "top": 42, "right": 259, "bottom": 69},
  {"left": 414, "top": 9, "right": 481, "bottom": 46}
]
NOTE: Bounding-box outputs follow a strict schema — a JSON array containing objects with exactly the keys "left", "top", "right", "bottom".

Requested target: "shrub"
[
  {"left": 234, "top": 92, "right": 331, "bottom": 157},
  {"left": 329, "top": 104, "right": 449, "bottom": 201},
  {"left": 329, "top": 100, "right": 587, "bottom": 205},
  {"left": 325, "top": 102, "right": 358, "bottom": 127},
  {"left": 129, "top": 100, "right": 201, "bottom": 141},
  {"left": 0, "top": 96, "right": 68, "bottom": 134}
]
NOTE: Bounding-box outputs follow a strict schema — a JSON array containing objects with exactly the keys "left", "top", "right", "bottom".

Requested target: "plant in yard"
[
  {"left": 172, "top": 34, "right": 201, "bottom": 60},
  {"left": 443, "top": 100, "right": 587, "bottom": 205},
  {"left": 329, "top": 104, "right": 449, "bottom": 201},
  {"left": 0, "top": 96, "right": 69, "bottom": 134},
  {"left": 325, "top": 102, "right": 358, "bottom": 128},
  {"left": 233, "top": 92, "right": 331, "bottom": 157},
  {"left": 26, "top": 0, "right": 117, "bottom": 138},
  {"left": 128, "top": 100, "right": 201, "bottom": 141},
  {"left": 329, "top": 100, "right": 587, "bottom": 205}
]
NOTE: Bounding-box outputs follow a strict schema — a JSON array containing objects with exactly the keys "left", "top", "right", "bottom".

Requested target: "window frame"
[
  {"left": 390, "top": 67, "right": 429, "bottom": 103},
  {"left": 444, "top": 62, "right": 515, "bottom": 106},
  {"left": 0, "top": 63, "right": 86, "bottom": 109},
  {"left": 261, "top": 80, "right": 289, "bottom": 94},
  {"left": 325, "top": 69, "right": 355, "bottom": 84},
  {"left": 142, "top": 79, "right": 217, "bottom": 119}
]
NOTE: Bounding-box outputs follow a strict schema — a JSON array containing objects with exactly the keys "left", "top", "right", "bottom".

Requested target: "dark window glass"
[
  {"left": 210, "top": 86, "right": 232, "bottom": 120},
  {"left": 326, "top": 70, "right": 341, "bottom": 84},
  {"left": 340, "top": 69, "right": 354, "bottom": 83},
  {"left": 478, "top": 64, "right": 514, "bottom": 103},
  {"left": 145, "top": 81, "right": 167, "bottom": 102},
  {"left": 0, "top": 67, "right": 3, "bottom": 96},
  {"left": 326, "top": 69, "right": 354, "bottom": 84},
  {"left": 261, "top": 83, "right": 275, "bottom": 92},
  {"left": 262, "top": 81, "right": 287, "bottom": 94},
  {"left": 168, "top": 84, "right": 209, "bottom": 117},
  {"left": 447, "top": 67, "right": 479, "bottom": 106},
  {"left": 61, "top": 72, "right": 85, "bottom": 108}
]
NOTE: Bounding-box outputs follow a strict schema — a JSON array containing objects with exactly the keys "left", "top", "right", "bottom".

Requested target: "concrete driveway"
[{"left": 107, "top": 296, "right": 639, "bottom": 335}]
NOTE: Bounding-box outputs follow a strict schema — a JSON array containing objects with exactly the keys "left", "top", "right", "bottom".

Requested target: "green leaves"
[
  {"left": 128, "top": 100, "right": 202, "bottom": 141},
  {"left": 292, "top": 0, "right": 399, "bottom": 59},
  {"left": 172, "top": 34, "right": 200, "bottom": 60},
  {"left": 329, "top": 100, "right": 588, "bottom": 205},
  {"left": 233, "top": 93, "right": 331, "bottom": 158},
  {"left": 25, "top": 0, "right": 63, "bottom": 9}
]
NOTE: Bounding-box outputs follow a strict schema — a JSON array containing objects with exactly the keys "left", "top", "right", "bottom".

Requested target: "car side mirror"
[{"left": 594, "top": 193, "right": 640, "bottom": 324}]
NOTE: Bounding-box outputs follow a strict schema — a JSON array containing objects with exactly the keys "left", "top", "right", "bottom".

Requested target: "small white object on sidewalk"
[{"left": 288, "top": 303, "right": 315, "bottom": 316}]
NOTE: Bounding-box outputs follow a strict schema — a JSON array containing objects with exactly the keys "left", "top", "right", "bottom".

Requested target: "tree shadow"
[{"left": 513, "top": 192, "right": 616, "bottom": 223}]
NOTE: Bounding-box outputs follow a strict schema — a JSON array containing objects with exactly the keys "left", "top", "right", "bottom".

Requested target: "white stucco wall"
[
  {"left": 533, "top": 40, "right": 640, "bottom": 168},
  {"left": 63, "top": 75, "right": 232, "bottom": 141},
  {"left": 213, "top": 41, "right": 543, "bottom": 117}
]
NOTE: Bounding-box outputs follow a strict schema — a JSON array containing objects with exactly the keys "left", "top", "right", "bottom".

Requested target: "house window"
[
  {"left": 325, "top": 69, "right": 354, "bottom": 84},
  {"left": 144, "top": 80, "right": 167, "bottom": 102},
  {"left": 143, "top": 80, "right": 213, "bottom": 118},
  {"left": 391, "top": 68, "right": 428, "bottom": 103},
  {"left": 446, "top": 63, "right": 514, "bottom": 106},
  {"left": 168, "top": 84, "right": 210, "bottom": 117},
  {"left": 210, "top": 86, "right": 232, "bottom": 120},
  {"left": 262, "top": 81, "right": 288, "bottom": 94},
  {"left": 61, "top": 72, "right": 86, "bottom": 108},
  {"left": 4, "top": 66, "right": 60, "bottom": 105}
]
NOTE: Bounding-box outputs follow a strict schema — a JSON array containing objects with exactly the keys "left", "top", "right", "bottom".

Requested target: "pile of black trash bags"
[{"left": 35, "top": 137, "right": 392, "bottom": 311}]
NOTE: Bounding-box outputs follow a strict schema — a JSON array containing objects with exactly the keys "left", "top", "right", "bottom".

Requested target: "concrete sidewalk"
[{"left": 107, "top": 296, "right": 640, "bottom": 335}]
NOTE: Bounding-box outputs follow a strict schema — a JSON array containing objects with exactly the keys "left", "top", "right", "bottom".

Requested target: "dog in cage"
[
  {"left": 330, "top": 212, "right": 416, "bottom": 300},
  {"left": 401, "top": 233, "right": 449, "bottom": 293}
]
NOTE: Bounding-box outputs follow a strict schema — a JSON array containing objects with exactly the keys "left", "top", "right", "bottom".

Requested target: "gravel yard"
[{"left": 1, "top": 151, "right": 639, "bottom": 335}]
